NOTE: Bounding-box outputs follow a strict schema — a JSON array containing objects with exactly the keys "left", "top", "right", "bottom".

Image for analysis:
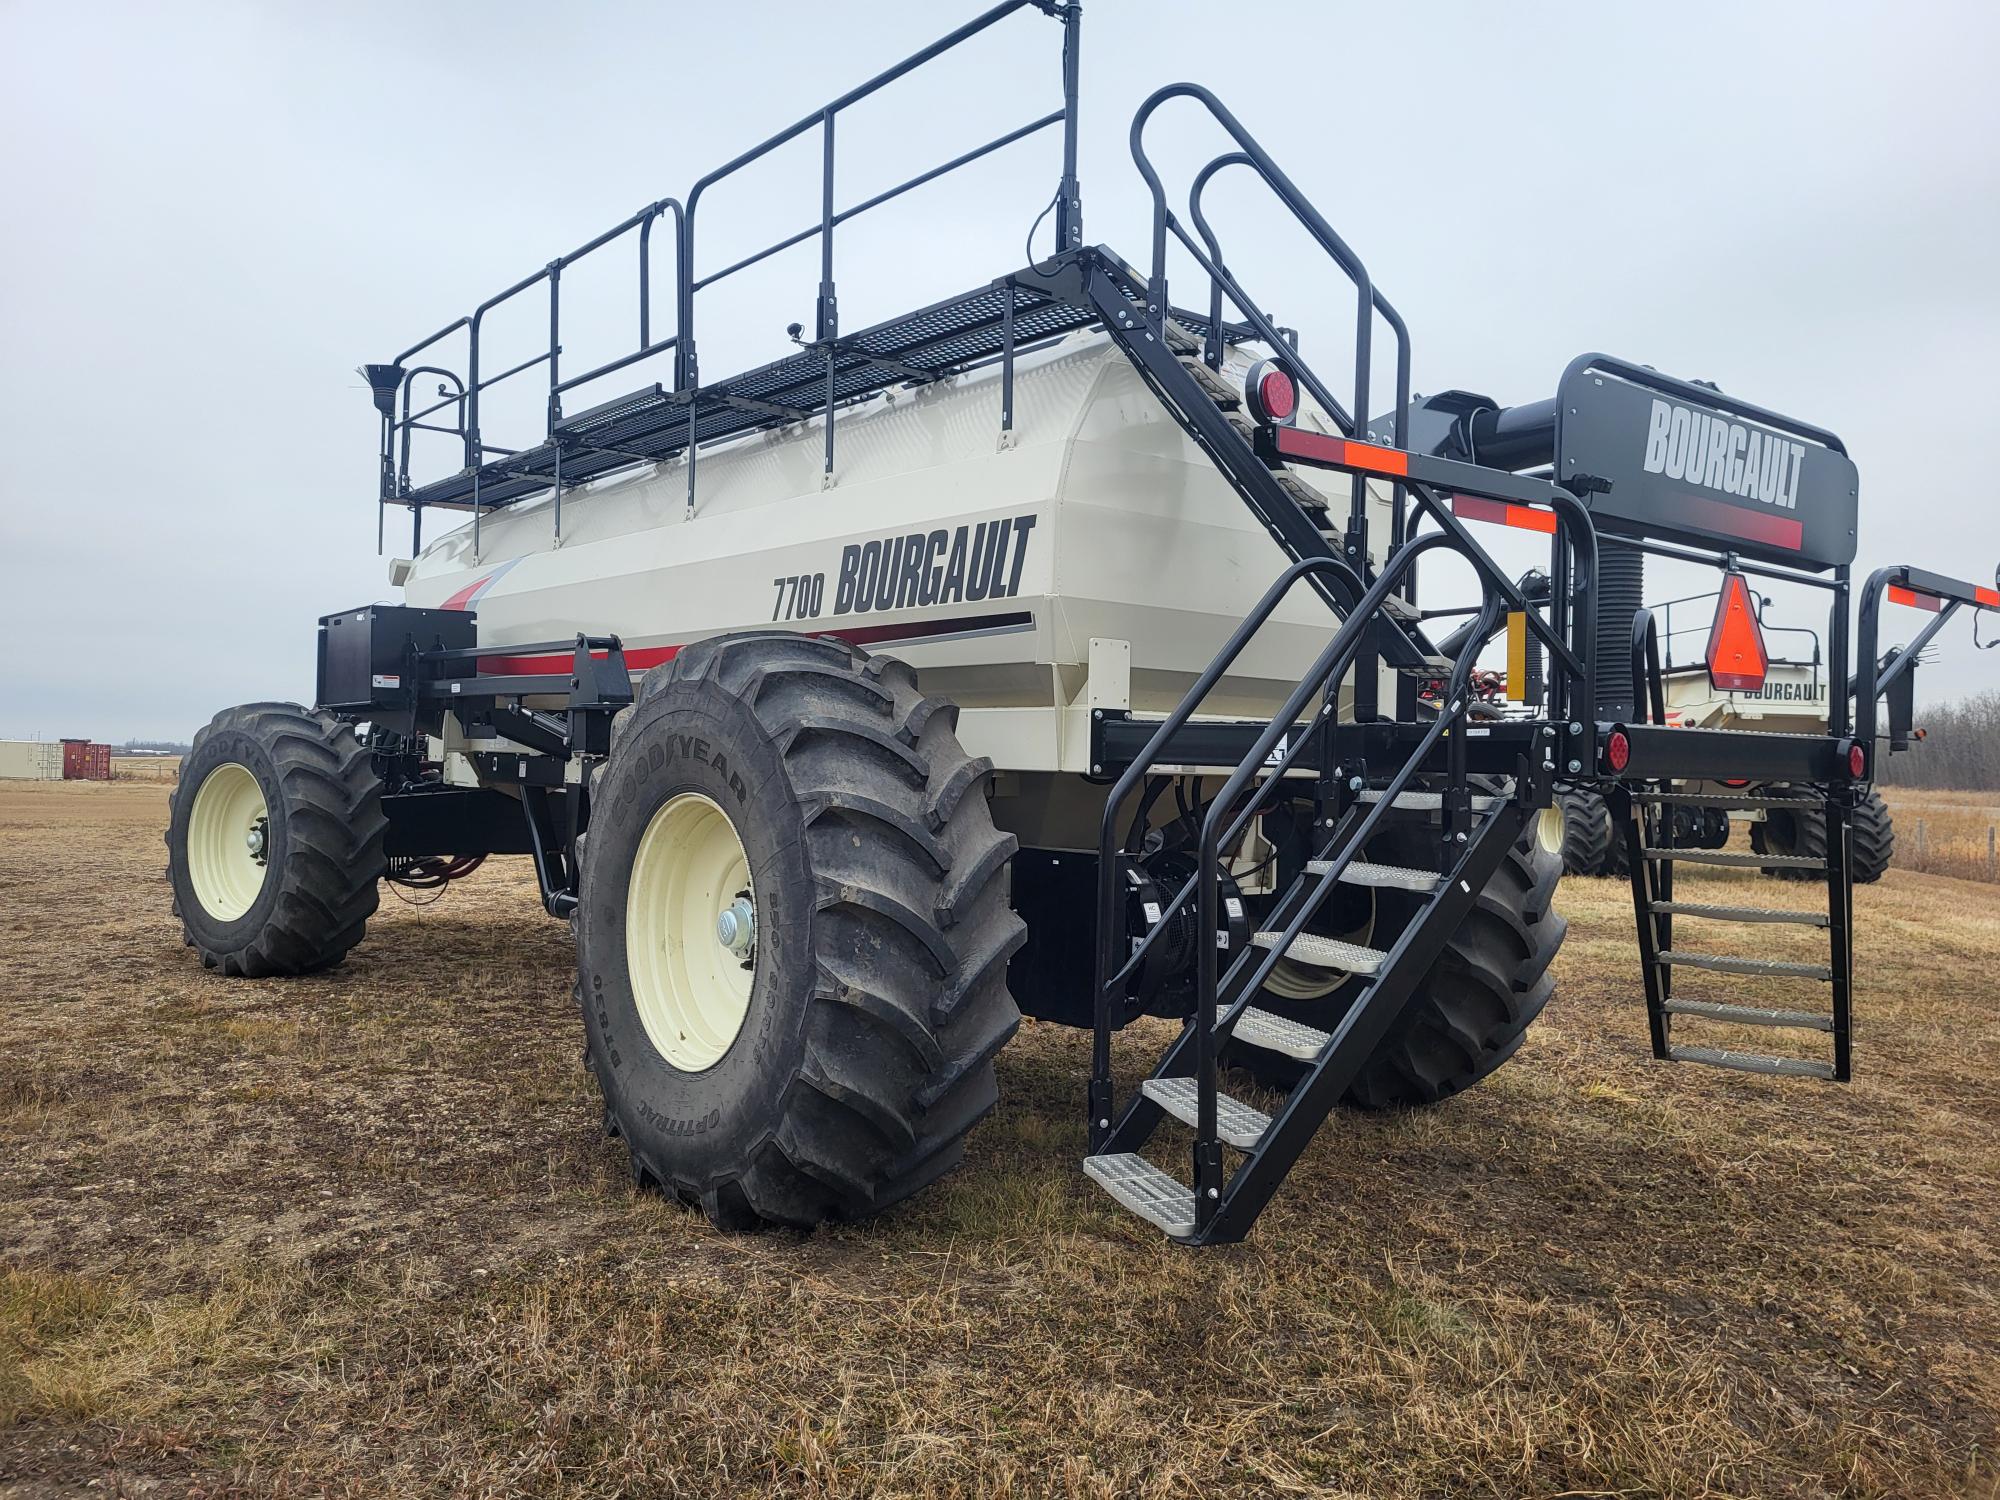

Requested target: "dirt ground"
[{"left": 2, "top": 779, "right": 1996, "bottom": 1498}]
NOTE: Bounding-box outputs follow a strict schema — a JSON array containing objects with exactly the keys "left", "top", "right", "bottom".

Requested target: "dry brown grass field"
[{"left": 3, "top": 778, "right": 1996, "bottom": 1498}]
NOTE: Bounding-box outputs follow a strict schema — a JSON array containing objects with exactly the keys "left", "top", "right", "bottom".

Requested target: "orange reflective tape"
[
  {"left": 1340, "top": 440, "right": 1408, "bottom": 476},
  {"left": 1451, "top": 494, "right": 1557, "bottom": 534},
  {"left": 1977, "top": 586, "right": 2000, "bottom": 609},
  {"left": 1888, "top": 584, "right": 1943, "bottom": 612}
]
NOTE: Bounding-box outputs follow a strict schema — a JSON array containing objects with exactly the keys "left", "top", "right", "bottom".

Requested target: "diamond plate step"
[
  {"left": 1142, "top": 1077, "right": 1271, "bottom": 1149},
  {"left": 1229, "top": 1005, "right": 1331, "bottom": 1062},
  {"left": 1083, "top": 1152, "right": 1197, "bottom": 1237},
  {"left": 1252, "top": 930, "right": 1387, "bottom": 974},
  {"left": 1306, "top": 858, "right": 1441, "bottom": 891},
  {"left": 1642, "top": 847, "right": 1823, "bottom": 869},
  {"left": 1650, "top": 901, "right": 1827, "bottom": 927},
  {"left": 1664, "top": 999, "right": 1835, "bottom": 1031},
  {"left": 1639, "top": 792, "right": 1823, "bottom": 809},
  {"left": 1668, "top": 1045, "right": 1836, "bottom": 1080},
  {"left": 1658, "top": 950, "right": 1832, "bottom": 980},
  {"left": 1178, "top": 355, "right": 1241, "bottom": 409},
  {"left": 1357, "top": 788, "right": 1502, "bottom": 812}
]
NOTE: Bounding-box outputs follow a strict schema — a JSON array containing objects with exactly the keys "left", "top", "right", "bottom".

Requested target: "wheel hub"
[
  {"left": 186, "top": 762, "right": 271, "bottom": 922},
  {"left": 626, "top": 792, "right": 757, "bottom": 1071}
]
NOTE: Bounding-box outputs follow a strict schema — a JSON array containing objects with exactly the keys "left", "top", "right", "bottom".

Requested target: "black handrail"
[{"left": 375, "top": 1, "right": 1081, "bottom": 546}]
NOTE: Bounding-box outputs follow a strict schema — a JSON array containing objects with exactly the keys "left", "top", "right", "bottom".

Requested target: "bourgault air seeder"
[{"left": 165, "top": 4, "right": 1995, "bottom": 1244}]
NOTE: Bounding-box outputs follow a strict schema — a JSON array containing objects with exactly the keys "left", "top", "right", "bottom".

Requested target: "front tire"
[
  {"left": 576, "top": 633, "right": 1023, "bottom": 1231},
  {"left": 1555, "top": 789, "right": 1614, "bottom": 876},
  {"left": 165, "top": 703, "right": 386, "bottom": 976}
]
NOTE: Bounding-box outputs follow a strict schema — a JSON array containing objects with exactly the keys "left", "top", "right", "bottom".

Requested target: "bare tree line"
[{"left": 1879, "top": 689, "right": 2000, "bottom": 789}]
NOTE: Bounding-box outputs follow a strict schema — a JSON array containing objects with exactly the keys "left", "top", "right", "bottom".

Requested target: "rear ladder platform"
[{"left": 1616, "top": 783, "right": 1853, "bottom": 1082}]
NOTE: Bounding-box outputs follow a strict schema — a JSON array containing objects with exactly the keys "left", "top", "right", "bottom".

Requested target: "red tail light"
[
  {"left": 1848, "top": 743, "right": 1866, "bottom": 778},
  {"left": 1245, "top": 359, "right": 1297, "bottom": 425},
  {"left": 1606, "top": 730, "right": 1631, "bottom": 773}
]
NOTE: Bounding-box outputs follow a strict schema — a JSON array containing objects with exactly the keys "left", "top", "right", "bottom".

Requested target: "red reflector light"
[
  {"left": 1849, "top": 743, "right": 1867, "bottom": 778},
  {"left": 1245, "top": 359, "right": 1297, "bottom": 425},
  {"left": 1887, "top": 584, "right": 1943, "bottom": 613},
  {"left": 1706, "top": 571, "right": 1769, "bottom": 693},
  {"left": 1606, "top": 730, "right": 1631, "bottom": 773}
]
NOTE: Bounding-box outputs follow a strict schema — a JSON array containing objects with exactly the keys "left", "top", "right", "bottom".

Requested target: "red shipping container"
[{"left": 60, "top": 739, "right": 112, "bottom": 781}]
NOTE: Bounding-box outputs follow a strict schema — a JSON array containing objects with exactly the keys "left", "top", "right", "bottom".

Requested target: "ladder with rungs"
[{"left": 1617, "top": 786, "right": 1854, "bottom": 1081}]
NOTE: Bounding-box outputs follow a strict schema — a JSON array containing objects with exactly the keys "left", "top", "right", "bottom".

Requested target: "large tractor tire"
[
  {"left": 1751, "top": 795, "right": 1827, "bottom": 880},
  {"left": 166, "top": 703, "right": 387, "bottom": 976},
  {"left": 1850, "top": 788, "right": 1895, "bottom": 884},
  {"left": 1555, "top": 789, "right": 1615, "bottom": 877},
  {"left": 575, "top": 632, "right": 1023, "bottom": 1231},
  {"left": 1226, "top": 800, "right": 1567, "bottom": 1109}
]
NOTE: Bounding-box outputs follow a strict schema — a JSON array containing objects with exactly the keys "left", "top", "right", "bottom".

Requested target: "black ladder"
[
  {"left": 1615, "top": 615, "right": 1854, "bottom": 1082},
  {"left": 1616, "top": 786, "right": 1853, "bottom": 1082},
  {"left": 1086, "top": 787, "right": 1533, "bottom": 1243}
]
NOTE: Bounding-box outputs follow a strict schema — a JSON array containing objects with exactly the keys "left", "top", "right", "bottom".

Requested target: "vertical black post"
[
  {"left": 1000, "top": 287, "right": 1016, "bottom": 438},
  {"left": 1620, "top": 786, "right": 1671, "bottom": 1059},
  {"left": 1053, "top": 1, "right": 1083, "bottom": 255},
  {"left": 547, "top": 263, "right": 563, "bottom": 435},
  {"left": 818, "top": 108, "right": 839, "bottom": 481},
  {"left": 638, "top": 207, "right": 653, "bottom": 349},
  {"left": 1193, "top": 812, "right": 1222, "bottom": 1233},
  {"left": 471, "top": 468, "right": 481, "bottom": 561},
  {"left": 1827, "top": 565, "right": 1851, "bottom": 740},
  {"left": 466, "top": 315, "right": 483, "bottom": 472},
  {"left": 411, "top": 502, "right": 423, "bottom": 557},
  {"left": 553, "top": 441, "right": 564, "bottom": 543},
  {"left": 1826, "top": 794, "right": 1853, "bottom": 1081}
]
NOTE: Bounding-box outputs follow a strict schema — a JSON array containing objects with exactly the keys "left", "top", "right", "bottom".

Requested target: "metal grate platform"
[
  {"left": 402, "top": 279, "right": 1245, "bottom": 512},
  {"left": 1082, "top": 1152, "right": 1196, "bottom": 1237},
  {"left": 1141, "top": 1077, "right": 1271, "bottom": 1149}
]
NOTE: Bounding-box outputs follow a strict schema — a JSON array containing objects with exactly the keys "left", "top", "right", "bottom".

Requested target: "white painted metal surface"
[
  {"left": 402, "top": 331, "right": 1396, "bottom": 779},
  {"left": 0, "top": 740, "right": 64, "bottom": 780}
]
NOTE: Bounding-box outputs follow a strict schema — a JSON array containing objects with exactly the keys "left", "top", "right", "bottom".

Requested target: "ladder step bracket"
[
  {"left": 1358, "top": 788, "right": 1502, "bottom": 812},
  {"left": 1657, "top": 950, "right": 1833, "bottom": 980},
  {"left": 1228, "top": 1005, "right": 1332, "bottom": 1062},
  {"left": 1141, "top": 1077, "right": 1271, "bottom": 1149},
  {"left": 1640, "top": 792, "right": 1825, "bottom": 809},
  {"left": 1667, "top": 1045, "right": 1838, "bottom": 1080},
  {"left": 1650, "top": 901, "right": 1828, "bottom": 927},
  {"left": 1307, "top": 858, "right": 1442, "bottom": 891},
  {"left": 1082, "top": 1153, "right": 1197, "bottom": 1237},
  {"left": 1252, "top": 931, "right": 1387, "bottom": 974},
  {"left": 1642, "top": 847, "right": 1824, "bottom": 870},
  {"left": 1664, "top": 999, "right": 1836, "bottom": 1031}
]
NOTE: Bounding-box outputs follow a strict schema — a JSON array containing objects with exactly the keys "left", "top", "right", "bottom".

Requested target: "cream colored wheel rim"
[
  {"left": 1535, "top": 804, "right": 1566, "bottom": 858},
  {"left": 626, "top": 791, "right": 756, "bottom": 1071},
  {"left": 1265, "top": 891, "right": 1375, "bottom": 1002},
  {"left": 187, "top": 762, "right": 270, "bottom": 922}
]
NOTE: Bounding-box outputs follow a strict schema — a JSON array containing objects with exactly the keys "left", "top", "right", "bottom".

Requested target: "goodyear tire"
[
  {"left": 1227, "top": 801, "right": 1567, "bottom": 1109},
  {"left": 166, "top": 703, "right": 386, "bottom": 976},
  {"left": 576, "top": 632, "right": 1023, "bottom": 1230},
  {"left": 1751, "top": 793, "right": 1827, "bottom": 880},
  {"left": 1849, "top": 788, "right": 1895, "bottom": 884},
  {"left": 1556, "top": 789, "right": 1615, "bottom": 877}
]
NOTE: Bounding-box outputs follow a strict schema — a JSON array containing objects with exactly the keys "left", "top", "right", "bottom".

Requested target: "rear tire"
[
  {"left": 1849, "top": 788, "right": 1895, "bottom": 884},
  {"left": 165, "top": 703, "right": 386, "bottom": 976},
  {"left": 1226, "top": 802, "right": 1567, "bottom": 1109},
  {"left": 576, "top": 632, "right": 1023, "bottom": 1231},
  {"left": 1751, "top": 794, "right": 1827, "bottom": 880},
  {"left": 1556, "top": 789, "right": 1615, "bottom": 876}
]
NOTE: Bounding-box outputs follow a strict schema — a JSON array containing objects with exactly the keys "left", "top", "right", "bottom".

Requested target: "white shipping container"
[{"left": 0, "top": 740, "right": 64, "bottom": 780}]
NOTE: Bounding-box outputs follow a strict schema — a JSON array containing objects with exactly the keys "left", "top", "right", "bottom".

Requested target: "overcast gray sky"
[{"left": 5, "top": 0, "right": 1999, "bottom": 742}]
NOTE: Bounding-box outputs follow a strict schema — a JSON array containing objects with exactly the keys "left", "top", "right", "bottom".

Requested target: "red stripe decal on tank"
[
  {"left": 475, "top": 611, "right": 1035, "bottom": 676},
  {"left": 441, "top": 557, "right": 523, "bottom": 612}
]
